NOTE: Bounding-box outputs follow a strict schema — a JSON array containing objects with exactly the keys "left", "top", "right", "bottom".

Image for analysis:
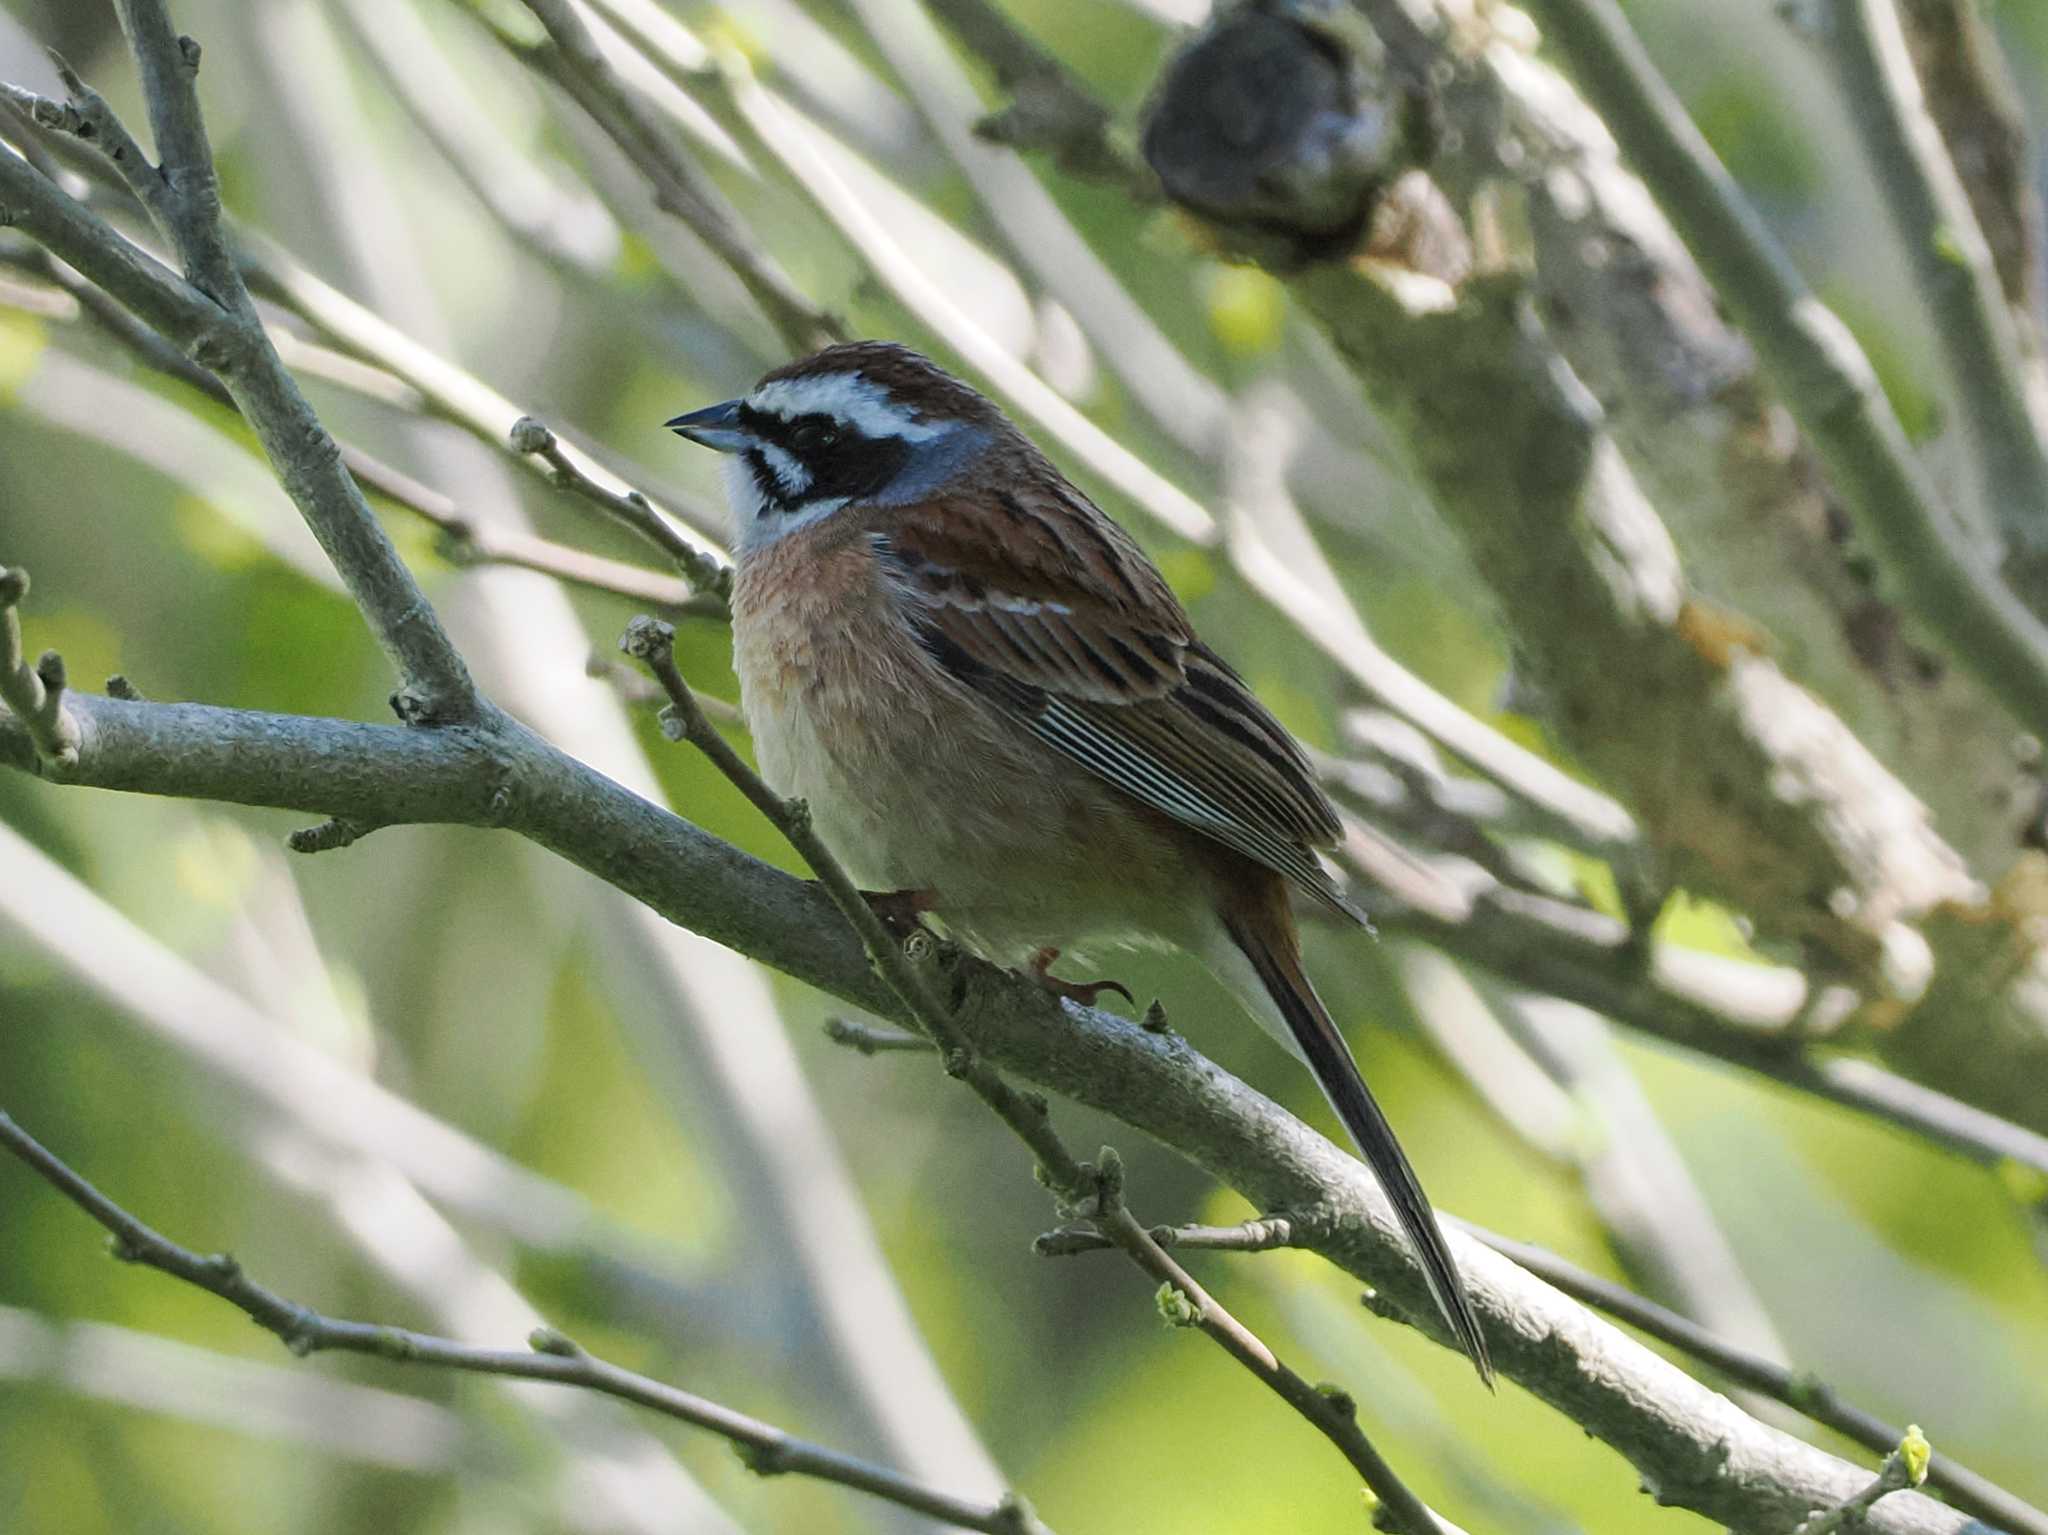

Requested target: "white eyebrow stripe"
[{"left": 749, "top": 372, "right": 949, "bottom": 442}]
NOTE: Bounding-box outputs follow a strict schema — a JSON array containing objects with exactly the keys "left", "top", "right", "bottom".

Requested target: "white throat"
[{"left": 723, "top": 455, "right": 848, "bottom": 554}]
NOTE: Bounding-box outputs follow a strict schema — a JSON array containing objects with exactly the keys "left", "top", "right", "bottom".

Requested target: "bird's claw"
[{"left": 1026, "top": 946, "right": 1134, "bottom": 1009}]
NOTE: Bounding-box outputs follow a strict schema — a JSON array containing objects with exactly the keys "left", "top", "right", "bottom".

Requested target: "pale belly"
[{"left": 731, "top": 538, "right": 1201, "bottom": 964}]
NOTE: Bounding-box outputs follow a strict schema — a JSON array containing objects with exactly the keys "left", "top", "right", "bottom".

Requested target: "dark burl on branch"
[{"left": 1139, "top": 4, "right": 1430, "bottom": 264}]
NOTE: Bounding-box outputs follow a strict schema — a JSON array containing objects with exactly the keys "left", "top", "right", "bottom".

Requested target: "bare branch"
[
  {"left": 1471, "top": 8, "right": 2028, "bottom": 864},
  {"left": 1040, "top": 1214, "right": 2046, "bottom": 1535},
  {"left": 925, "top": 0, "right": 1155, "bottom": 194},
  {"left": 0, "top": 678, "right": 1996, "bottom": 1532},
  {"left": 1517, "top": 0, "right": 2048, "bottom": 727},
  {"left": 1899, "top": 0, "right": 2045, "bottom": 340},
  {"left": 507, "top": 0, "right": 839, "bottom": 355},
  {"left": 1036, "top": 1216, "right": 1300, "bottom": 1257},
  {"left": 49, "top": 5, "right": 481, "bottom": 720},
  {"left": 1141, "top": 7, "right": 1983, "bottom": 995},
  {"left": 1815, "top": 0, "right": 2048, "bottom": 601},
  {"left": 235, "top": 231, "right": 733, "bottom": 587},
  {"left": 2, "top": 56, "right": 167, "bottom": 229},
  {"left": 509, "top": 415, "right": 731, "bottom": 603},
  {"left": 0, "top": 1111, "right": 1050, "bottom": 1535}
]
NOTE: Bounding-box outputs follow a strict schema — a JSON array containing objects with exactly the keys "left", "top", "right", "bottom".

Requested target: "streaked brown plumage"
[{"left": 672, "top": 341, "right": 1491, "bottom": 1382}]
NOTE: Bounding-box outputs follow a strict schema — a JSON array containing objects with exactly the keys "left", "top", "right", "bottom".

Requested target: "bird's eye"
[{"left": 791, "top": 421, "right": 840, "bottom": 453}]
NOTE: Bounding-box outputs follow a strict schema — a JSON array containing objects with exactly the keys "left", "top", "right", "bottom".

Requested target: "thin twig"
[
  {"left": 285, "top": 816, "right": 375, "bottom": 855},
  {"left": 331, "top": 0, "right": 619, "bottom": 273},
  {"left": 508, "top": 416, "right": 730, "bottom": 602},
  {"left": 1036, "top": 1217, "right": 1299, "bottom": 1257},
  {"left": 1897, "top": 0, "right": 2045, "bottom": 348},
  {"left": 1518, "top": 0, "right": 2048, "bottom": 727},
  {"left": 0, "top": 1111, "right": 1050, "bottom": 1535},
  {"left": 99, "top": 1, "right": 479, "bottom": 721},
  {"left": 823, "top": 1018, "right": 937, "bottom": 1054},
  {"left": 1816, "top": 0, "right": 2048, "bottom": 596},
  {"left": 618, "top": 616, "right": 1454, "bottom": 1535},
  {"left": 29, "top": 50, "right": 170, "bottom": 232},
  {"left": 0, "top": 241, "right": 715, "bottom": 618},
  {"left": 592, "top": 27, "right": 1218, "bottom": 543},
  {"left": 1034, "top": 1213, "right": 2041, "bottom": 1535},
  {"left": 235, "top": 231, "right": 733, "bottom": 596},
  {"left": 509, "top": 0, "right": 838, "bottom": 356},
  {"left": 922, "top": 0, "right": 1157, "bottom": 195},
  {"left": 1795, "top": 1429, "right": 1932, "bottom": 1535},
  {"left": 0, "top": 568, "right": 79, "bottom": 768}
]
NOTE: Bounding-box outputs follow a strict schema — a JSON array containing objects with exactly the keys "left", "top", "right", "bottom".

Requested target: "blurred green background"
[{"left": 1, "top": 1, "right": 2045, "bottom": 1532}]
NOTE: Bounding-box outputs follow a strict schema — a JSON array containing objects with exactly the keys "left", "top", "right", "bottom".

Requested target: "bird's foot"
[
  {"left": 861, "top": 887, "right": 937, "bottom": 938},
  {"left": 1025, "top": 946, "right": 1134, "bottom": 1009}
]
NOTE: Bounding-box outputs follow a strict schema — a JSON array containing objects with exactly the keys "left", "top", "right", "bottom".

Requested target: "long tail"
[{"left": 1228, "top": 912, "right": 1494, "bottom": 1386}]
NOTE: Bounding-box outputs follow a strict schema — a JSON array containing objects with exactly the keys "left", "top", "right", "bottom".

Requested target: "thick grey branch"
[
  {"left": 1138, "top": 3, "right": 1980, "bottom": 994},
  {"left": 0, "top": 136, "right": 220, "bottom": 339},
  {"left": 1472, "top": 21, "right": 2030, "bottom": 867}
]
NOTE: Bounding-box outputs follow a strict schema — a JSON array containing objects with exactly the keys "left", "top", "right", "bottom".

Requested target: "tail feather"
[{"left": 1229, "top": 915, "right": 1494, "bottom": 1386}]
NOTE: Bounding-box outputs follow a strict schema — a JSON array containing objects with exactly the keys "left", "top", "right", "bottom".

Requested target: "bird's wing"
[{"left": 868, "top": 485, "right": 1358, "bottom": 919}]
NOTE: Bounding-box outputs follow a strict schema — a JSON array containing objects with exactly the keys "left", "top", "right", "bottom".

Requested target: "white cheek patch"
[
  {"left": 749, "top": 372, "right": 948, "bottom": 442},
  {"left": 754, "top": 441, "right": 811, "bottom": 495},
  {"left": 721, "top": 452, "right": 772, "bottom": 534},
  {"left": 723, "top": 456, "right": 849, "bottom": 554}
]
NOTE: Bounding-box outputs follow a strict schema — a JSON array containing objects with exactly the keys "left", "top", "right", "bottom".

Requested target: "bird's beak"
[{"left": 665, "top": 399, "right": 752, "bottom": 453}]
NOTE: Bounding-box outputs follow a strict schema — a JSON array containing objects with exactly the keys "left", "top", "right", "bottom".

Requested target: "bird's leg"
[
  {"left": 1025, "top": 946, "right": 1135, "bottom": 1009},
  {"left": 860, "top": 886, "right": 937, "bottom": 938}
]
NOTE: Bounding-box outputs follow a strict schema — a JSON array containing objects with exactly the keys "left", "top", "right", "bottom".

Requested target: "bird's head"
[{"left": 667, "top": 342, "right": 1000, "bottom": 551}]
